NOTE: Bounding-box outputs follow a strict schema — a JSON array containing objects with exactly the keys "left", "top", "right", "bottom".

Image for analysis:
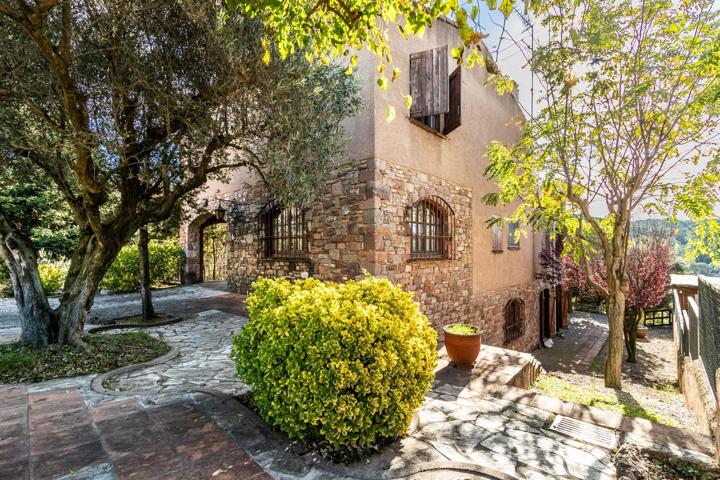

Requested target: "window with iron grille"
[
  {"left": 259, "top": 203, "right": 307, "bottom": 258},
  {"left": 410, "top": 197, "right": 454, "bottom": 260},
  {"left": 504, "top": 298, "right": 525, "bottom": 344}
]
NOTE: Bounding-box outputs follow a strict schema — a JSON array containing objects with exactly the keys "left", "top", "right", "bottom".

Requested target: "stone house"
[{"left": 181, "top": 19, "right": 565, "bottom": 353}]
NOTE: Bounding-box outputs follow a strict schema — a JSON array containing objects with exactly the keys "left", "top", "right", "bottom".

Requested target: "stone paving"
[
  {"left": 1, "top": 300, "right": 715, "bottom": 479},
  {"left": 532, "top": 310, "right": 608, "bottom": 374},
  {"left": 0, "top": 282, "right": 245, "bottom": 344},
  {"left": 0, "top": 386, "right": 270, "bottom": 480},
  {"left": 108, "top": 310, "right": 251, "bottom": 401},
  {"left": 196, "top": 376, "right": 619, "bottom": 480}
]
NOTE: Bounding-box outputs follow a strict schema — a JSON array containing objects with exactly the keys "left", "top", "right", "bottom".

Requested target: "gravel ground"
[{"left": 540, "top": 324, "right": 698, "bottom": 430}]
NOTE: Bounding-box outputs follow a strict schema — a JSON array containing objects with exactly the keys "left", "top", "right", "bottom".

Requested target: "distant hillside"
[{"left": 632, "top": 219, "right": 720, "bottom": 277}]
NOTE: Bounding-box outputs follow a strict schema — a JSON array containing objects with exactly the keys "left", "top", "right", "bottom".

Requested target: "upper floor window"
[
  {"left": 491, "top": 217, "right": 503, "bottom": 252},
  {"left": 259, "top": 203, "right": 307, "bottom": 258},
  {"left": 409, "top": 45, "right": 461, "bottom": 136},
  {"left": 411, "top": 197, "right": 454, "bottom": 260},
  {"left": 504, "top": 298, "right": 525, "bottom": 344},
  {"left": 508, "top": 221, "right": 520, "bottom": 249}
]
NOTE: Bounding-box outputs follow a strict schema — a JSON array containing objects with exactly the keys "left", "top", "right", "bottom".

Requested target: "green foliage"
[
  {"left": 0, "top": 163, "right": 78, "bottom": 259},
  {"left": 102, "top": 241, "right": 183, "bottom": 294},
  {"left": 232, "top": 275, "right": 437, "bottom": 455},
  {"left": 0, "top": 332, "right": 169, "bottom": 384},
  {"left": 37, "top": 260, "right": 68, "bottom": 295},
  {"left": 234, "top": 0, "right": 523, "bottom": 96},
  {"left": 445, "top": 324, "right": 480, "bottom": 335},
  {"left": 0, "top": 262, "right": 11, "bottom": 298}
]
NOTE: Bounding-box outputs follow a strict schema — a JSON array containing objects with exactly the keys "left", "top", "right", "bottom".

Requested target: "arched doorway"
[
  {"left": 183, "top": 213, "right": 229, "bottom": 284},
  {"left": 203, "top": 222, "right": 228, "bottom": 281}
]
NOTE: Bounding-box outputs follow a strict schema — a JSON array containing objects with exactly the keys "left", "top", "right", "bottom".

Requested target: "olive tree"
[
  {"left": 0, "top": 0, "right": 361, "bottom": 346},
  {"left": 484, "top": 0, "right": 720, "bottom": 389}
]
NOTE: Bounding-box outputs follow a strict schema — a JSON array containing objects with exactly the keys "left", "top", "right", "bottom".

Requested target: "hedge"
[{"left": 232, "top": 275, "right": 437, "bottom": 457}]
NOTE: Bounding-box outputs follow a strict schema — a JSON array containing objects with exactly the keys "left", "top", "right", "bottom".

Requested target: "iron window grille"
[
  {"left": 504, "top": 298, "right": 525, "bottom": 344},
  {"left": 410, "top": 197, "right": 454, "bottom": 260},
  {"left": 259, "top": 203, "right": 307, "bottom": 259}
]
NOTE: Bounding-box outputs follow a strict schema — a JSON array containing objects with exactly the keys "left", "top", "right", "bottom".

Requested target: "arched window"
[
  {"left": 504, "top": 298, "right": 525, "bottom": 343},
  {"left": 259, "top": 203, "right": 307, "bottom": 258},
  {"left": 410, "top": 197, "right": 454, "bottom": 260}
]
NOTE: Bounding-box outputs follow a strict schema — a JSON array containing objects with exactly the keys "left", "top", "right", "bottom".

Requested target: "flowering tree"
[{"left": 564, "top": 226, "right": 673, "bottom": 363}]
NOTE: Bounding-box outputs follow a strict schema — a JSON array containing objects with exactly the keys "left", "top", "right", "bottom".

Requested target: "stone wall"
[
  {"left": 212, "top": 157, "right": 540, "bottom": 352},
  {"left": 476, "top": 280, "right": 541, "bottom": 352},
  {"left": 369, "top": 158, "right": 476, "bottom": 329}
]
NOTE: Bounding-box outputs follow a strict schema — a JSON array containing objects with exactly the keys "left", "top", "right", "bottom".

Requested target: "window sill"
[
  {"left": 261, "top": 256, "right": 311, "bottom": 263},
  {"left": 507, "top": 246, "right": 521, "bottom": 250},
  {"left": 492, "top": 249, "right": 504, "bottom": 254},
  {"left": 409, "top": 256, "right": 453, "bottom": 262},
  {"left": 409, "top": 118, "right": 448, "bottom": 139}
]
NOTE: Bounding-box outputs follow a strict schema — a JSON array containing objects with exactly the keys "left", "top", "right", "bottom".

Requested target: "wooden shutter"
[
  {"left": 409, "top": 46, "right": 449, "bottom": 118},
  {"left": 444, "top": 66, "right": 462, "bottom": 134}
]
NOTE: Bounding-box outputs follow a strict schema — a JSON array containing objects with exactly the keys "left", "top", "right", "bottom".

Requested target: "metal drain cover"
[{"left": 548, "top": 415, "right": 618, "bottom": 449}]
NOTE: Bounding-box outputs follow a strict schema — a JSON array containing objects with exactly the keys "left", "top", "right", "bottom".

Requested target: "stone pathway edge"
[
  {"left": 86, "top": 315, "right": 184, "bottom": 333},
  {"left": 90, "top": 345, "right": 180, "bottom": 396}
]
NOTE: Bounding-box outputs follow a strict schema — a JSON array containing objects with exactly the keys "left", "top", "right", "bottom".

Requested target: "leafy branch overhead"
[{"left": 234, "top": 0, "right": 525, "bottom": 96}]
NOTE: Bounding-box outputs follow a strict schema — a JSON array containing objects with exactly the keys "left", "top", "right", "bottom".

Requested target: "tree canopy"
[
  {"left": 0, "top": 0, "right": 362, "bottom": 346},
  {"left": 484, "top": 0, "right": 720, "bottom": 388}
]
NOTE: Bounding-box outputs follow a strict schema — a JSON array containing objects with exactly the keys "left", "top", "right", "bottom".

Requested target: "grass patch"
[
  {"left": 0, "top": 332, "right": 169, "bottom": 384},
  {"left": 534, "top": 374, "right": 678, "bottom": 427}
]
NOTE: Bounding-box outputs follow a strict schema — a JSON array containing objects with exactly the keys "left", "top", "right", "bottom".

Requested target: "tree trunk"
[
  {"left": 0, "top": 214, "right": 57, "bottom": 346},
  {"left": 623, "top": 309, "right": 641, "bottom": 363},
  {"left": 604, "top": 217, "right": 631, "bottom": 389},
  {"left": 605, "top": 286, "right": 626, "bottom": 389},
  {"left": 138, "top": 226, "right": 154, "bottom": 321},
  {"left": 55, "top": 234, "right": 121, "bottom": 345}
]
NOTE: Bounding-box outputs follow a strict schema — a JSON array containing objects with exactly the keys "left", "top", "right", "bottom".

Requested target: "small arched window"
[
  {"left": 410, "top": 197, "right": 454, "bottom": 260},
  {"left": 504, "top": 298, "right": 525, "bottom": 344},
  {"left": 259, "top": 203, "right": 307, "bottom": 258}
]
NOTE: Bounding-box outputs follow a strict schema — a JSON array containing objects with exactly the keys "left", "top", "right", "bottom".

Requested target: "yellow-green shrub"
[
  {"left": 38, "top": 261, "right": 67, "bottom": 295},
  {"left": 232, "top": 275, "right": 437, "bottom": 455}
]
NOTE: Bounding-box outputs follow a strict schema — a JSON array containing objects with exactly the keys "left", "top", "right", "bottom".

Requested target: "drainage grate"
[{"left": 548, "top": 415, "right": 618, "bottom": 449}]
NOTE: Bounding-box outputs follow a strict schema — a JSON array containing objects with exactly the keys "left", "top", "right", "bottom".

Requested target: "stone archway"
[{"left": 181, "top": 212, "right": 227, "bottom": 284}]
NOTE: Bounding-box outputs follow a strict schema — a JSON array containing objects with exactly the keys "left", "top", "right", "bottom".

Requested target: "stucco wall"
[{"left": 369, "top": 20, "right": 533, "bottom": 295}]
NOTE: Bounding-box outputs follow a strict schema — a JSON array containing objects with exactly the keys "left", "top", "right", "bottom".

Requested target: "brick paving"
[
  {"left": 0, "top": 386, "right": 270, "bottom": 480},
  {"left": 532, "top": 310, "right": 608, "bottom": 374}
]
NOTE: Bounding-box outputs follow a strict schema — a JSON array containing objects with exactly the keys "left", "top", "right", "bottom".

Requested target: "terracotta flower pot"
[
  {"left": 636, "top": 325, "right": 649, "bottom": 339},
  {"left": 443, "top": 324, "right": 482, "bottom": 368}
]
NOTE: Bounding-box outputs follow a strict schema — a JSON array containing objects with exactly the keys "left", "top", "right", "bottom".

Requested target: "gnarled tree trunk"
[
  {"left": 55, "top": 232, "right": 122, "bottom": 346},
  {"left": 0, "top": 213, "right": 57, "bottom": 347}
]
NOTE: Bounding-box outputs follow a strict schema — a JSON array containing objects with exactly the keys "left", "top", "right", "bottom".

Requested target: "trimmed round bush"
[{"left": 232, "top": 275, "right": 437, "bottom": 455}]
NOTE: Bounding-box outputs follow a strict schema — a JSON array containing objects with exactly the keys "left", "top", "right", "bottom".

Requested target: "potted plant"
[
  {"left": 443, "top": 324, "right": 482, "bottom": 368},
  {"left": 636, "top": 324, "right": 649, "bottom": 339}
]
